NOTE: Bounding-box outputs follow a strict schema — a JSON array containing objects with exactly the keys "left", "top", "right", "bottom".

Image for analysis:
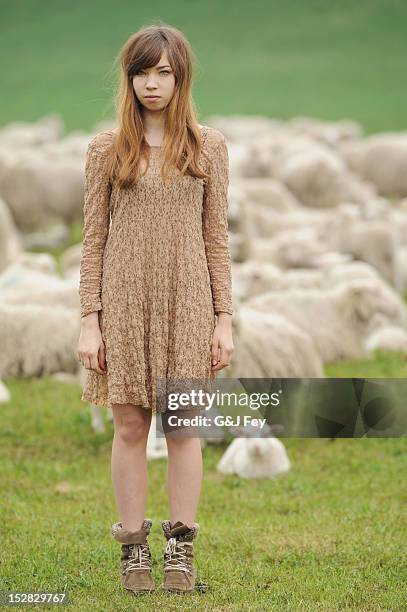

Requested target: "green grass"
[
  {"left": 1, "top": 0, "right": 407, "bottom": 133},
  {"left": 1, "top": 372, "right": 406, "bottom": 610},
  {"left": 326, "top": 349, "right": 407, "bottom": 378}
]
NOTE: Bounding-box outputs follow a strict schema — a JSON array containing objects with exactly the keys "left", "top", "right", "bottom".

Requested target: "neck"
[{"left": 141, "top": 108, "right": 166, "bottom": 131}]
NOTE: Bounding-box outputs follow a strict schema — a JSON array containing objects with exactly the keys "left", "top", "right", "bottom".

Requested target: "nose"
[{"left": 145, "top": 75, "right": 158, "bottom": 88}]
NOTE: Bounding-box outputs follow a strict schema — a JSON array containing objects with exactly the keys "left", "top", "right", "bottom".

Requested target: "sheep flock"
[{"left": 1, "top": 113, "right": 407, "bottom": 448}]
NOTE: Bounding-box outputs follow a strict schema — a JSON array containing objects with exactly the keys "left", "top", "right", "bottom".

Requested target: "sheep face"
[
  {"left": 345, "top": 279, "right": 404, "bottom": 325},
  {"left": 246, "top": 437, "right": 273, "bottom": 458}
]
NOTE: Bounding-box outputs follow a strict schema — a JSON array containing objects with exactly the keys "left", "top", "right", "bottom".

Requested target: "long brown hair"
[{"left": 105, "top": 23, "right": 210, "bottom": 189}]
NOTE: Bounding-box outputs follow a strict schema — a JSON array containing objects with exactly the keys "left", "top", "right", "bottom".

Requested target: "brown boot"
[
  {"left": 161, "top": 519, "right": 199, "bottom": 593},
  {"left": 111, "top": 519, "right": 155, "bottom": 594}
]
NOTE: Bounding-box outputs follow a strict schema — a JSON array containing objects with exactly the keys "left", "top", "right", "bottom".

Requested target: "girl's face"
[{"left": 132, "top": 51, "right": 176, "bottom": 111}]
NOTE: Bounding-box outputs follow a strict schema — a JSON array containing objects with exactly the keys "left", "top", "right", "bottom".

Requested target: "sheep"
[
  {"left": 285, "top": 116, "right": 363, "bottom": 147},
  {"left": 231, "top": 176, "right": 302, "bottom": 212},
  {"left": 0, "top": 196, "right": 22, "bottom": 273},
  {"left": 340, "top": 133, "right": 407, "bottom": 197},
  {"left": 23, "top": 223, "right": 70, "bottom": 251},
  {"left": 233, "top": 260, "right": 322, "bottom": 301},
  {"left": 12, "top": 251, "right": 59, "bottom": 275},
  {"left": 0, "top": 149, "right": 84, "bottom": 230},
  {"left": 326, "top": 214, "right": 400, "bottom": 286},
  {"left": 0, "top": 303, "right": 80, "bottom": 378},
  {"left": 205, "top": 115, "right": 283, "bottom": 144},
  {"left": 238, "top": 194, "right": 332, "bottom": 242},
  {"left": 389, "top": 208, "right": 407, "bottom": 248},
  {"left": 59, "top": 243, "right": 83, "bottom": 277},
  {"left": 0, "top": 380, "right": 11, "bottom": 403},
  {"left": 365, "top": 325, "right": 407, "bottom": 354},
  {"left": 0, "top": 114, "right": 64, "bottom": 148},
  {"left": 0, "top": 258, "right": 80, "bottom": 310},
  {"left": 224, "top": 305, "right": 324, "bottom": 378},
  {"left": 242, "top": 226, "right": 329, "bottom": 268},
  {"left": 217, "top": 422, "right": 291, "bottom": 479},
  {"left": 0, "top": 256, "right": 63, "bottom": 289},
  {"left": 394, "top": 245, "right": 407, "bottom": 294},
  {"left": 2, "top": 283, "right": 80, "bottom": 311},
  {"left": 232, "top": 258, "right": 378, "bottom": 302},
  {"left": 322, "top": 260, "right": 380, "bottom": 285},
  {"left": 244, "top": 277, "right": 407, "bottom": 363},
  {"left": 239, "top": 199, "right": 399, "bottom": 284},
  {"left": 245, "top": 133, "right": 377, "bottom": 208},
  {"left": 229, "top": 232, "right": 247, "bottom": 264}
]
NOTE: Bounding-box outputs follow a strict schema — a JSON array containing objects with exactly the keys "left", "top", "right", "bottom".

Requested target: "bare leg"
[
  {"left": 165, "top": 434, "right": 203, "bottom": 528},
  {"left": 111, "top": 404, "right": 152, "bottom": 532}
]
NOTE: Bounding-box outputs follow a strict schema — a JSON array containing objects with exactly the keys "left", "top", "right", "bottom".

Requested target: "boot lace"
[
  {"left": 164, "top": 537, "right": 193, "bottom": 574},
  {"left": 123, "top": 543, "right": 151, "bottom": 574}
]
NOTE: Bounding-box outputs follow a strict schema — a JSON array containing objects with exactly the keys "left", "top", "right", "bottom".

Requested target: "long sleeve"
[
  {"left": 78, "top": 132, "right": 112, "bottom": 318},
  {"left": 202, "top": 130, "right": 233, "bottom": 315}
]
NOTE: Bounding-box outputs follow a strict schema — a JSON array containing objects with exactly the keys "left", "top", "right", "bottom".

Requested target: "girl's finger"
[
  {"left": 211, "top": 342, "right": 219, "bottom": 365},
  {"left": 99, "top": 344, "right": 107, "bottom": 371}
]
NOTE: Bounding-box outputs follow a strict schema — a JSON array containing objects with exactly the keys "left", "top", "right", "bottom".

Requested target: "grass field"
[
  {"left": 1, "top": 365, "right": 406, "bottom": 611},
  {"left": 1, "top": 0, "right": 407, "bottom": 134}
]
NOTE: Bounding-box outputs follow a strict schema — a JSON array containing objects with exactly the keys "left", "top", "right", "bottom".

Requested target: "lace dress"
[{"left": 78, "top": 125, "right": 233, "bottom": 412}]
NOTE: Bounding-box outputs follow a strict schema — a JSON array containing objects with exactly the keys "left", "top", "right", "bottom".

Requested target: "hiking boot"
[
  {"left": 111, "top": 519, "right": 155, "bottom": 594},
  {"left": 161, "top": 519, "right": 199, "bottom": 593}
]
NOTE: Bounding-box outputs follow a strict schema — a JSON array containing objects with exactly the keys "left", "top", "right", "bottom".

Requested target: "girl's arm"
[
  {"left": 202, "top": 130, "right": 234, "bottom": 317},
  {"left": 78, "top": 132, "right": 112, "bottom": 319}
]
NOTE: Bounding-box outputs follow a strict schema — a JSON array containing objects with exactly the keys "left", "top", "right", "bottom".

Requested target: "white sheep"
[
  {"left": 224, "top": 305, "right": 324, "bottom": 378},
  {"left": 205, "top": 115, "right": 282, "bottom": 144},
  {"left": 0, "top": 258, "right": 80, "bottom": 310},
  {"left": 238, "top": 195, "right": 332, "bottom": 242},
  {"left": 326, "top": 214, "right": 399, "bottom": 286},
  {"left": 0, "top": 303, "right": 80, "bottom": 378},
  {"left": 0, "top": 150, "right": 84, "bottom": 230},
  {"left": 2, "top": 284, "right": 80, "bottom": 311},
  {"left": 0, "top": 380, "right": 11, "bottom": 403},
  {"left": 232, "top": 258, "right": 375, "bottom": 302},
  {"left": 244, "top": 226, "right": 329, "bottom": 268},
  {"left": 244, "top": 277, "right": 407, "bottom": 363},
  {"left": 365, "top": 323, "right": 407, "bottom": 354},
  {"left": 146, "top": 413, "right": 169, "bottom": 459},
  {"left": 393, "top": 245, "right": 407, "bottom": 294},
  {"left": 285, "top": 116, "right": 363, "bottom": 147},
  {"left": 244, "top": 132, "right": 377, "bottom": 208},
  {"left": 231, "top": 176, "right": 301, "bottom": 213},
  {"left": 340, "top": 133, "right": 407, "bottom": 197},
  {"left": 0, "top": 197, "right": 22, "bottom": 273},
  {"left": 217, "top": 423, "right": 291, "bottom": 479},
  {"left": 13, "top": 251, "right": 59, "bottom": 275},
  {"left": 58, "top": 243, "right": 83, "bottom": 278},
  {"left": 0, "top": 114, "right": 64, "bottom": 148}
]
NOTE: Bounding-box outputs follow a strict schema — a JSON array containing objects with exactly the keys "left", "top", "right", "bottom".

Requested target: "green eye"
[{"left": 135, "top": 69, "right": 171, "bottom": 76}]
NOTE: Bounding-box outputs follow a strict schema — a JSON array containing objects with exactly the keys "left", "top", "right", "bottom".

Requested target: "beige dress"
[{"left": 79, "top": 124, "right": 233, "bottom": 413}]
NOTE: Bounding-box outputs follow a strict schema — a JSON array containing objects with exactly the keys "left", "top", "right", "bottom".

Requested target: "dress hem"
[{"left": 81, "top": 391, "right": 155, "bottom": 412}]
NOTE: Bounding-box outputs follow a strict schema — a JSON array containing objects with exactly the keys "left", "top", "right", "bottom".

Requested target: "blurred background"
[
  {"left": 1, "top": 2, "right": 406, "bottom": 610},
  {"left": 2, "top": 0, "right": 407, "bottom": 132}
]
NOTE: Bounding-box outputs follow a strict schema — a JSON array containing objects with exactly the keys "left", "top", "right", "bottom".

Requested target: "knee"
[{"left": 113, "top": 405, "right": 151, "bottom": 445}]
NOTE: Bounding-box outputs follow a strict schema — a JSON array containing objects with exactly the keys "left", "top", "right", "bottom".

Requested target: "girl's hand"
[
  {"left": 211, "top": 313, "right": 234, "bottom": 372},
  {"left": 77, "top": 313, "right": 107, "bottom": 375}
]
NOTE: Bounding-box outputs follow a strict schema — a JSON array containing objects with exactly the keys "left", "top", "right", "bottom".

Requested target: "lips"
[{"left": 145, "top": 96, "right": 160, "bottom": 99}]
